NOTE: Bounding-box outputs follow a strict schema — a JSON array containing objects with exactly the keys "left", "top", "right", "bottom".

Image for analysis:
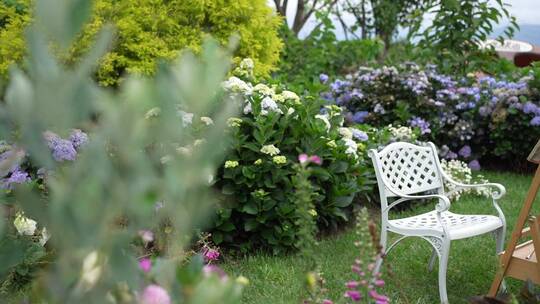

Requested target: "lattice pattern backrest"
[{"left": 376, "top": 143, "right": 443, "bottom": 197}]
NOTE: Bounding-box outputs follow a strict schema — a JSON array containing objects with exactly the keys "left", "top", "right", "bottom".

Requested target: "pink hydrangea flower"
[
  {"left": 140, "top": 284, "right": 171, "bottom": 304},
  {"left": 139, "top": 258, "right": 152, "bottom": 273}
]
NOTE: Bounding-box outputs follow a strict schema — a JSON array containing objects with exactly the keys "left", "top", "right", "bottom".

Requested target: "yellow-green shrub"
[{"left": 0, "top": 0, "right": 283, "bottom": 86}]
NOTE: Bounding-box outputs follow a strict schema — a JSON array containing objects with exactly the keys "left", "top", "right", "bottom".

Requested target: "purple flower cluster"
[
  {"left": 44, "top": 129, "right": 88, "bottom": 162},
  {"left": 408, "top": 116, "right": 431, "bottom": 135}
]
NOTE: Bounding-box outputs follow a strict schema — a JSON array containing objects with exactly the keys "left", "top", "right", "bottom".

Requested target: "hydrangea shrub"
[
  {"left": 212, "top": 60, "right": 374, "bottom": 252},
  {"left": 322, "top": 63, "right": 540, "bottom": 169}
]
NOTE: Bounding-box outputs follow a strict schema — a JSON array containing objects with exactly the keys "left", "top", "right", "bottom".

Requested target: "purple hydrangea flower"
[
  {"left": 531, "top": 116, "right": 540, "bottom": 126},
  {"left": 523, "top": 102, "right": 540, "bottom": 115},
  {"left": 446, "top": 151, "right": 458, "bottom": 160},
  {"left": 352, "top": 111, "right": 369, "bottom": 123},
  {"left": 319, "top": 73, "right": 329, "bottom": 84},
  {"left": 351, "top": 128, "right": 369, "bottom": 141},
  {"left": 69, "top": 129, "right": 88, "bottom": 150},
  {"left": 44, "top": 131, "right": 77, "bottom": 162},
  {"left": 408, "top": 116, "right": 431, "bottom": 135},
  {"left": 468, "top": 160, "right": 481, "bottom": 171},
  {"left": 458, "top": 145, "right": 472, "bottom": 158},
  {"left": 2, "top": 169, "right": 31, "bottom": 189}
]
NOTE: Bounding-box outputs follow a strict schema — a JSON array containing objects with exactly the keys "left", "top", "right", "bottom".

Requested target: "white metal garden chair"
[{"left": 368, "top": 142, "right": 506, "bottom": 304}]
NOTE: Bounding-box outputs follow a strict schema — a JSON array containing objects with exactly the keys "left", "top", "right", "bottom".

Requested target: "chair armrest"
[{"left": 385, "top": 192, "right": 451, "bottom": 213}]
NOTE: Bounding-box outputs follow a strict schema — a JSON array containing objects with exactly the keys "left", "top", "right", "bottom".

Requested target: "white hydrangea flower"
[
  {"left": 222, "top": 76, "right": 253, "bottom": 95},
  {"left": 13, "top": 213, "right": 37, "bottom": 236},
  {"left": 342, "top": 138, "right": 358, "bottom": 157},
  {"left": 177, "top": 110, "right": 194, "bottom": 127},
  {"left": 281, "top": 90, "right": 300, "bottom": 103},
  {"left": 260, "top": 144, "right": 280, "bottom": 156},
  {"left": 315, "top": 114, "right": 331, "bottom": 131},
  {"left": 440, "top": 159, "right": 490, "bottom": 200},
  {"left": 388, "top": 125, "right": 415, "bottom": 142},
  {"left": 339, "top": 127, "right": 353, "bottom": 140},
  {"left": 260, "top": 96, "right": 283, "bottom": 116},
  {"left": 253, "top": 84, "right": 275, "bottom": 96}
]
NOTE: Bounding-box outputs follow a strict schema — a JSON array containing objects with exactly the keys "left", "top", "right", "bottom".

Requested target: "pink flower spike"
[
  {"left": 309, "top": 155, "right": 322, "bottom": 165},
  {"left": 139, "top": 258, "right": 152, "bottom": 273},
  {"left": 322, "top": 300, "right": 334, "bottom": 304},
  {"left": 344, "top": 290, "right": 362, "bottom": 301},
  {"left": 140, "top": 284, "right": 171, "bottom": 304},
  {"left": 351, "top": 265, "right": 361, "bottom": 274},
  {"left": 298, "top": 154, "right": 309, "bottom": 164},
  {"left": 369, "top": 290, "right": 390, "bottom": 302},
  {"left": 346, "top": 281, "right": 360, "bottom": 289},
  {"left": 374, "top": 279, "right": 385, "bottom": 287},
  {"left": 203, "top": 248, "right": 220, "bottom": 262}
]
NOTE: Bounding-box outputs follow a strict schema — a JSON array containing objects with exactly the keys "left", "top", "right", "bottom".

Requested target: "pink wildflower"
[
  {"left": 298, "top": 154, "right": 309, "bottom": 164},
  {"left": 308, "top": 155, "right": 322, "bottom": 165},
  {"left": 344, "top": 290, "right": 362, "bottom": 301},
  {"left": 346, "top": 281, "right": 360, "bottom": 289},
  {"left": 322, "top": 300, "right": 334, "bottom": 304},
  {"left": 139, "top": 258, "right": 152, "bottom": 273},
  {"left": 140, "top": 284, "right": 171, "bottom": 304},
  {"left": 203, "top": 248, "right": 220, "bottom": 262}
]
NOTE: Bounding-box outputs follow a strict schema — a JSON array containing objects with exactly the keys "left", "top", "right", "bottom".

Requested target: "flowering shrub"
[
  {"left": 212, "top": 60, "right": 374, "bottom": 252},
  {"left": 322, "top": 63, "right": 540, "bottom": 170},
  {"left": 439, "top": 159, "right": 490, "bottom": 201}
]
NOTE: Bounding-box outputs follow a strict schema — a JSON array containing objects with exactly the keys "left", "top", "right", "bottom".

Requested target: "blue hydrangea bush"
[{"left": 321, "top": 63, "right": 540, "bottom": 169}]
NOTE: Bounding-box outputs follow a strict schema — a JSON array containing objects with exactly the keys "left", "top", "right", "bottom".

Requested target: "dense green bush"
[
  {"left": 276, "top": 14, "right": 382, "bottom": 89},
  {"left": 212, "top": 60, "right": 374, "bottom": 253},
  {"left": 0, "top": 0, "right": 283, "bottom": 86}
]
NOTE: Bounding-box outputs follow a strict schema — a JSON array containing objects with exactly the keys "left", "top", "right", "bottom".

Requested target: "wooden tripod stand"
[{"left": 489, "top": 140, "right": 540, "bottom": 296}]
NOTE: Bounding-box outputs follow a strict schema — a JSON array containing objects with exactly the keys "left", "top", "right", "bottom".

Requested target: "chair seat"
[{"left": 389, "top": 211, "right": 503, "bottom": 240}]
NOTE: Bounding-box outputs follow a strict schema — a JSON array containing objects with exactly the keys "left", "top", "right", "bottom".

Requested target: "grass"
[{"left": 222, "top": 170, "right": 539, "bottom": 303}]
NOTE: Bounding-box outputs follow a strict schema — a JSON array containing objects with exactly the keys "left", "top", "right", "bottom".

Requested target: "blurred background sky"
[{"left": 269, "top": 0, "right": 540, "bottom": 44}]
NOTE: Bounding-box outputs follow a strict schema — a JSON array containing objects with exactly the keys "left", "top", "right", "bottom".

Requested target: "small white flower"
[
  {"left": 39, "top": 228, "right": 50, "bottom": 246},
  {"left": 342, "top": 138, "right": 358, "bottom": 157},
  {"left": 240, "top": 58, "right": 254, "bottom": 71},
  {"left": 177, "top": 110, "right": 194, "bottom": 127},
  {"left": 200, "top": 117, "right": 214, "bottom": 125},
  {"left": 315, "top": 114, "right": 331, "bottom": 131},
  {"left": 243, "top": 102, "right": 253, "bottom": 114},
  {"left": 222, "top": 76, "right": 253, "bottom": 95},
  {"left": 339, "top": 127, "right": 353, "bottom": 140},
  {"left": 287, "top": 107, "right": 295, "bottom": 115},
  {"left": 79, "top": 250, "right": 102, "bottom": 291},
  {"left": 260, "top": 144, "right": 280, "bottom": 156},
  {"left": 13, "top": 213, "right": 37, "bottom": 236}
]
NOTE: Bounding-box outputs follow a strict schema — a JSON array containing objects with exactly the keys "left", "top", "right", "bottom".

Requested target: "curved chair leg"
[
  {"left": 438, "top": 240, "right": 451, "bottom": 304},
  {"left": 494, "top": 228, "right": 507, "bottom": 292},
  {"left": 428, "top": 248, "right": 437, "bottom": 272},
  {"left": 373, "top": 228, "right": 388, "bottom": 275}
]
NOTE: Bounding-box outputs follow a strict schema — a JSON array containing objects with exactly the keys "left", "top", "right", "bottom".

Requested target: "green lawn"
[{"left": 222, "top": 170, "right": 539, "bottom": 303}]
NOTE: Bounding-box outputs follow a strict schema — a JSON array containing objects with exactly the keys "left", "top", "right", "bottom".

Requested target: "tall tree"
[{"left": 272, "top": 0, "right": 339, "bottom": 36}]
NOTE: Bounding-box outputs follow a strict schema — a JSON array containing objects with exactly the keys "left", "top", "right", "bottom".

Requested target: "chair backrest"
[{"left": 369, "top": 142, "right": 444, "bottom": 204}]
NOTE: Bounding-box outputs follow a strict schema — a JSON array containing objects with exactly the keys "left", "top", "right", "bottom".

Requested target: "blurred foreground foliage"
[{"left": 0, "top": 0, "right": 246, "bottom": 302}]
